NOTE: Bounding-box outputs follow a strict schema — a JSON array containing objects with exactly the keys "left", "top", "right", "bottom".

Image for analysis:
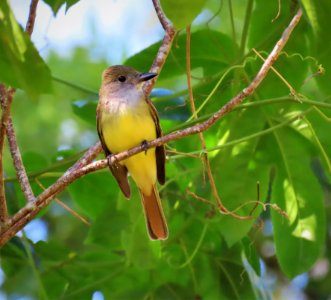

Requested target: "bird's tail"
[{"left": 139, "top": 185, "right": 168, "bottom": 240}]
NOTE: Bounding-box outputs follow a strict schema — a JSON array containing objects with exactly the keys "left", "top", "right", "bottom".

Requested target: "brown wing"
[
  {"left": 147, "top": 99, "right": 166, "bottom": 185},
  {"left": 96, "top": 105, "right": 131, "bottom": 198}
]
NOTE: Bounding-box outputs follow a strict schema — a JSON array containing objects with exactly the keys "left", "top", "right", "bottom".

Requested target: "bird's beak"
[{"left": 138, "top": 72, "right": 158, "bottom": 82}]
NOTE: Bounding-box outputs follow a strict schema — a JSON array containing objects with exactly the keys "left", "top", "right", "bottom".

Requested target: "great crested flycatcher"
[{"left": 96, "top": 65, "right": 168, "bottom": 240}]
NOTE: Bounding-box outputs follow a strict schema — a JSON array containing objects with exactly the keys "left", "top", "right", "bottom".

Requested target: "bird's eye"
[{"left": 118, "top": 75, "right": 126, "bottom": 82}]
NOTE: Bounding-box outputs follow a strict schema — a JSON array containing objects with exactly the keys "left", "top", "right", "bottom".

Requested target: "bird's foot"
[
  {"left": 107, "top": 154, "right": 115, "bottom": 166},
  {"left": 141, "top": 140, "right": 148, "bottom": 155}
]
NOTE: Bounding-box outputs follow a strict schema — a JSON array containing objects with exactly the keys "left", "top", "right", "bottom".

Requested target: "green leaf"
[
  {"left": 72, "top": 98, "right": 98, "bottom": 125},
  {"left": 241, "top": 237, "right": 260, "bottom": 276},
  {"left": 68, "top": 172, "right": 120, "bottom": 219},
  {"left": 125, "top": 29, "right": 238, "bottom": 79},
  {"left": 271, "top": 126, "right": 326, "bottom": 278},
  {"left": 151, "top": 88, "right": 190, "bottom": 121},
  {"left": 248, "top": 0, "right": 293, "bottom": 51},
  {"left": 0, "top": 0, "right": 52, "bottom": 95},
  {"left": 212, "top": 242, "right": 256, "bottom": 299},
  {"left": 305, "top": 109, "right": 331, "bottom": 171},
  {"left": 42, "top": 0, "right": 80, "bottom": 16},
  {"left": 0, "top": 238, "right": 37, "bottom": 297},
  {"left": 300, "top": 0, "right": 331, "bottom": 94},
  {"left": 85, "top": 201, "right": 129, "bottom": 250},
  {"left": 22, "top": 152, "right": 49, "bottom": 173},
  {"left": 123, "top": 228, "right": 162, "bottom": 270},
  {"left": 248, "top": 0, "right": 309, "bottom": 96},
  {"left": 72, "top": 89, "right": 190, "bottom": 125},
  {"left": 300, "top": 0, "right": 323, "bottom": 36},
  {"left": 211, "top": 108, "right": 269, "bottom": 247},
  {"left": 160, "top": 0, "right": 208, "bottom": 29}
]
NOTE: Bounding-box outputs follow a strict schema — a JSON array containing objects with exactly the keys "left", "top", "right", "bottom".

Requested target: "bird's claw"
[{"left": 141, "top": 140, "right": 148, "bottom": 155}]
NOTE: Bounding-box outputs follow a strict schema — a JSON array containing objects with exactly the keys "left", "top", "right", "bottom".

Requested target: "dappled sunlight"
[
  {"left": 282, "top": 179, "right": 317, "bottom": 241},
  {"left": 231, "top": 140, "right": 250, "bottom": 157},
  {"left": 283, "top": 179, "right": 298, "bottom": 224},
  {"left": 292, "top": 214, "right": 317, "bottom": 242},
  {"left": 1, "top": 1, "right": 330, "bottom": 299}
]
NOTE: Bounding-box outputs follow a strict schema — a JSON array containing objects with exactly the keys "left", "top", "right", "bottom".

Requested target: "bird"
[{"left": 96, "top": 65, "right": 168, "bottom": 240}]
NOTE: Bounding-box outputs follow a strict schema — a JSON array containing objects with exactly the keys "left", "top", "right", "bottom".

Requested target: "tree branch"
[
  {"left": 0, "top": 8, "right": 303, "bottom": 246},
  {"left": 151, "top": 0, "right": 172, "bottom": 31},
  {"left": 107, "top": 9, "right": 303, "bottom": 162},
  {"left": 6, "top": 118, "right": 35, "bottom": 203},
  {"left": 185, "top": 26, "right": 251, "bottom": 219},
  {"left": 0, "top": 86, "right": 13, "bottom": 224},
  {"left": 144, "top": 0, "right": 176, "bottom": 95},
  {"left": 25, "top": 0, "right": 39, "bottom": 37},
  {"left": 64, "top": 142, "right": 102, "bottom": 176},
  {"left": 0, "top": 0, "right": 40, "bottom": 223}
]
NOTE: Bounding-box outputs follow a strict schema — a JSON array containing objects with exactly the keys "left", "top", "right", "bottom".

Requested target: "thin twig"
[
  {"left": 0, "top": 0, "right": 40, "bottom": 209},
  {"left": 35, "top": 178, "right": 90, "bottom": 226},
  {"left": 252, "top": 48, "right": 298, "bottom": 97},
  {"left": 185, "top": 26, "right": 225, "bottom": 213},
  {"left": 166, "top": 149, "right": 200, "bottom": 159},
  {"left": 0, "top": 8, "right": 303, "bottom": 246},
  {"left": 64, "top": 142, "right": 102, "bottom": 176},
  {"left": 6, "top": 118, "right": 35, "bottom": 203},
  {"left": 0, "top": 88, "right": 14, "bottom": 151},
  {"left": 151, "top": 0, "right": 172, "bottom": 31},
  {"left": 0, "top": 159, "right": 107, "bottom": 245},
  {"left": 272, "top": 0, "right": 281, "bottom": 23},
  {"left": 185, "top": 25, "right": 207, "bottom": 184},
  {"left": 186, "top": 189, "right": 215, "bottom": 207},
  {"left": 0, "top": 90, "right": 35, "bottom": 205},
  {"left": 144, "top": 0, "right": 176, "bottom": 95},
  {"left": 240, "top": 0, "right": 254, "bottom": 56},
  {"left": 105, "top": 9, "right": 303, "bottom": 170},
  {"left": 25, "top": 0, "right": 39, "bottom": 37},
  {"left": 0, "top": 86, "right": 13, "bottom": 224}
]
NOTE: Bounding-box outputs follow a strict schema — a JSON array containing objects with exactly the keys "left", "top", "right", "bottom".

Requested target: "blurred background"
[{"left": 1, "top": 1, "right": 331, "bottom": 299}]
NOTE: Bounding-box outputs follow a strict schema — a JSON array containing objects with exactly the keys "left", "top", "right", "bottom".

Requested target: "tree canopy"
[{"left": 1, "top": 0, "right": 331, "bottom": 299}]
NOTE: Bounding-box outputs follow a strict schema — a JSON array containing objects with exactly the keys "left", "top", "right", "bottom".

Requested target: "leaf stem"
[
  {"left": 240, "top": 0, "right": 254, "bottom": 56},
  {"left": 170, "top": 110, "right": 312, "bottom": 159}
]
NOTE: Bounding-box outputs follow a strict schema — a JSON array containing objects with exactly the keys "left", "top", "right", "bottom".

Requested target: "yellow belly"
[{"left": 101, "top": 102, "right": 157, "bottom": 195}]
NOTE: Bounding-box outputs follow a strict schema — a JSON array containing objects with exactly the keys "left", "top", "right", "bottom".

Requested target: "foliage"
[
  {"left": 1, "top": 0, "right": 331, "bottom": 299},
  {"left": 0, "top": 0, "right": 51, "bottom": 96}
]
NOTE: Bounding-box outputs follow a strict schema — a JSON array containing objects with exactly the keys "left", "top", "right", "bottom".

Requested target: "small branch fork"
[
  {"left": 0, "top": 4, "right": 303, "bottom": 246},
  {"left": 0, "top": 0, "right": 39, "bottom": 225},
  {"left": 185, "top": 26, "right": 252, "bottom": 220},
  {"left": 144, "top": 0, "right": 176, "bottom": 96}
]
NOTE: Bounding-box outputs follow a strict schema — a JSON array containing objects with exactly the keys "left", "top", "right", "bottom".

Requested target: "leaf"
[
  {"left": 72, "top": 98, "right": 98, "bottom": 125},
  {"left": 0, "top": 238, "right": 37, "bottom": 297},
  {"left": 300, "top": 0, "right": 331, "bottom": 94},
  {"left": 210, "top": 108, "right": 270, "bottom": 247},
  {"left": 152, "top": 88, "right": 190, "bottom": 121},
  {"left": 68, "top": 172, "right": 120, "bottom": 219},
  {"left": 271, "top": 126, "right": 326, "bottom": 278},
  {"left": 248, "top": 0, "right": 293, "bottom": 50},
  {"left": 300, "top": 0, "right": 324, "bottom": 36},
  {"left": 0, "top": 0, "right": 52, "bottom": 95},
  {"left": 160, "top": 0, "right": 208, "bottom": 29},
  {"left": 22, "top": 152, "right": 49, "bottom": 173},
  {"left": 248, "top": 0, "right": 309, "bottom": 96},
  {"left": 123, "top": 227, "right": 161, "bottom": 270},
  {"left": 305, "top": 109, "right": 331, "bottom": 171},
  {"left": 212, "top": 242, "right": 256, "bottom": 299},
  {"left": 125, "top": 29, "right": 238, "bottom": 79},
  {"left": 85, "top": 201, "right": 129, "bottom": 250},
  {"left": 42, "top": 0, "right": 81, "bottom": 16},
  {"left": 241, "top": 237, "right": 260, "bottom": 276},
  {"left": 72, "top": 88, "right": 190, "bottom": 125}
]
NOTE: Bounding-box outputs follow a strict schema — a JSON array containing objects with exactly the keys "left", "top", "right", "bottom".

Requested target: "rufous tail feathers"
[{"left": 139, "top": 185, "right": 168, "bottom": 240}]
